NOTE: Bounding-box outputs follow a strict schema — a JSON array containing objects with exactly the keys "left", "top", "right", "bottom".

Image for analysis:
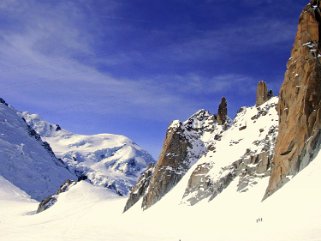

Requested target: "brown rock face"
[
  {"left": 123, "top": 110, "right": 215, "bottom": 211},
  {"left": 256, "top": 81, "right": 268, "bottom": 106},
  {"left": 265, "top": 1, "right": 321, "bottom": 198},
  {"left": 217, "top": 97, "right": 227, "bottom": 125},
  {"left": 142, "top": 121, "right": 191, "bottom": 209}
]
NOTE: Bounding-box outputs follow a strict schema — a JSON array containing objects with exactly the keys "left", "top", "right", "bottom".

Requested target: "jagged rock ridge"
[
  {"left": 266, "top": 0, "right": 321, "bottom": 197},
  {"left": 125, "top": 106, "right": 225, "bottom": 210},
  {"left": 183, "top": 98, "right": 278, "bottom": 205},
  {"left": 141, "top": 110, "right": 219, "bottom": 209},
  {"left": 125, "top": 95, "right": 279, "bottom": 211}
]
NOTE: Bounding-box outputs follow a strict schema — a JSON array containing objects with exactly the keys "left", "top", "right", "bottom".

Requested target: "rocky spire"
[
  {"left": 217, "top": 97, "right": 227, "bottom": 125},
  {"left": 265, "top": 0, "right": 321, "bottom": 198},
  {"left": 267, "top": 89, "right": 273, "bottom": 100},
  {"left": 141, "top": 121, "right": 191, "bottom": 209},
  {"left": 256, "top": 81, "right": 268, "bottom": 106}
]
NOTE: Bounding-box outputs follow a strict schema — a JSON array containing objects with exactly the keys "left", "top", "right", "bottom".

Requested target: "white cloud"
[
  {"left": 0, "top": 2, "right": 193, "bottom": 119},
  {"left": 0, "top": 0, "right": 283, "bottom": 123},
  {"left": 0, "top": 0, "right": 18, "bottom": 9},
  {"left": 163, "top": 18, "right": 296, "bottom": 62}
]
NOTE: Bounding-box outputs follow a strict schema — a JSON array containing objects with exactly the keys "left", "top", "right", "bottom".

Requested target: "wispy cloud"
[
  {"left": 0, "top": 0, "right": 299, "bottom": 157},
  {"left": 160, "top": 18, "right": 296, "bottom": 63},
  {"left": 0, "top": 6, "right": 189, "bottom": 120},
  {"left": 0, "top": 0, "right": 292, "bottom": 125},
  {"left": 0, "top": 1, "right": 247, "bottom": 119},
  {"left": 151, "top": 73, "right": 257, "bottom": 96}
]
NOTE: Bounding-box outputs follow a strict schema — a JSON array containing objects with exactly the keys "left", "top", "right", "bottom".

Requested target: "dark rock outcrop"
[
  {"left": 123, "top": 164, "right": 154, "bottom": 212},
  {"left": 267, "top": 90, "right": 274, "bottom": 100},
  {"left": 0, "top": 98, "right": 8, "bottom": 106},
  {"left": 217, "top": 97, "right": 228, "bottom": 125},
  {"left": 265, "top": 1, "right": 321, "bottom": 198},
  {"left": 37, "top": 179, "right": 76, "bottom": 213},
  {"left": 256, "top": 81, "right": 269, "bottom": 106},
  {"left": 124, "top": 110, "right": 218, "bottom": 211},
  {"left": 55, "top": 124, "right": 62, "bottom": 131},
  {"left": 142, "top": 121, "right": 191, "bottom": 209}
]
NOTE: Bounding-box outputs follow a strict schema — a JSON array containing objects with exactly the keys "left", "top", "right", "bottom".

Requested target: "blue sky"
[{"left": 0, "top": 0, "right": 306, "bottom": 158}]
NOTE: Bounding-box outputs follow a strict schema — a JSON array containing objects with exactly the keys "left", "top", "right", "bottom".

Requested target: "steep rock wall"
[{"left": 265, "top": 0, "right": 321, "bottom": 197}]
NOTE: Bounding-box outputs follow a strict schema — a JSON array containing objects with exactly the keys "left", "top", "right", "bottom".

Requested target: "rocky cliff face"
[
  {"left": 141, "top": 111, "right": 218, "bottom": 209},
  {"left": 141, "top": 121, "right": 190, "bottom": 210},
  {"left": 265, "top": 0, "right": 321, "bottom": 197},
  {"left": 125, "top": 108, "right": 223, "bottom": 211}
]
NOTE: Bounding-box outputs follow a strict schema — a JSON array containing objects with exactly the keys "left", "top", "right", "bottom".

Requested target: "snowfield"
[{"left": 1, "top": 150, "right": 321, "bottom": 241}]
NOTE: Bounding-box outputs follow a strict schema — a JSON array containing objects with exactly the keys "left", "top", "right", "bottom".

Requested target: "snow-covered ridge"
[
  {"left": 125, "top": 104, "right": 234, "bottom": 210},
  {"left": 0, "top": 101, "right": 75, "bottom": 201},
  {"left": 182, "top": 97, "right": 279, "bottom": 204},
  {"left": 125, "top": 97, "right": 279, "bottom": 210},
  {"left": 21, "top": 112, "right": 155, "bottom": 196}
]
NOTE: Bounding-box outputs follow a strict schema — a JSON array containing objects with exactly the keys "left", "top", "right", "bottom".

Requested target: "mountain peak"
[
  {"left": 265, "top": 0, "right": 321, "bottom": 197},
  {"left": 21, "top": 111, "right": 155, "bottom": 196}
]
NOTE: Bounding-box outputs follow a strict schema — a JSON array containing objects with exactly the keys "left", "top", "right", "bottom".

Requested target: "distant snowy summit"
[{"left": 21, "top": 112, "right": 155, "bottom": 196}]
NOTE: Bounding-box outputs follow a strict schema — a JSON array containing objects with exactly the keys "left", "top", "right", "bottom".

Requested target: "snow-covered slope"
[
  {"left": 21, "top": 112, "right": 155, "bottom": 196},
  {"left": 182, "top": 96, "right": 279, "bottom": 204},
  {"left": 1, "top": 144, "right": 321, "bottom": 241},
  {"left": 0, "top": 101, "right": 75, "bottom": 201},
  {"left": 1, "top": 96, "right": 321, "bottom": 240}
]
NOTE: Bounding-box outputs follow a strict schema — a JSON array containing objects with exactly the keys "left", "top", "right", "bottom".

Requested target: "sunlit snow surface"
[
  {"left": 1, "top": 98, "right": 321, "bottom": 240},
  {"left": 1, "top": 151, "right": 321, "bottom": 241},
  {"left": 21, "top": 112, "right": 155, "bottom": 196}
]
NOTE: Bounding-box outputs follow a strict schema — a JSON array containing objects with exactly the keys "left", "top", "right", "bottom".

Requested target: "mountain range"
[{"left": 1, "top": 1, "right": 321, "bottom": 240}]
